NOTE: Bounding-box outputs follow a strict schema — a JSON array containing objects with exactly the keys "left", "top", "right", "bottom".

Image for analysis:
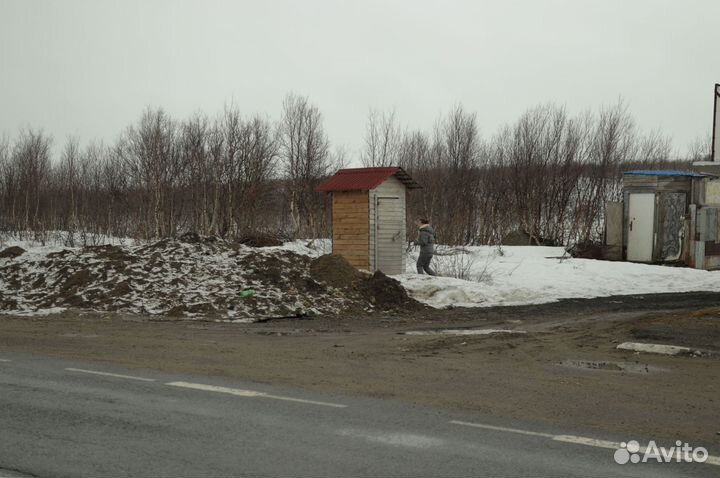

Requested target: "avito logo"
[{"left": 615, "top": 440, "right": 708, "bottom": 465}]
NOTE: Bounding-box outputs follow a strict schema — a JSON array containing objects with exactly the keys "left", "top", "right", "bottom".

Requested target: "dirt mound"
[
  {"left": 360, "top": 271, "right": 423, "bottom": 311},
  {"left": 237, "top": 234, "right": 283, "bottom": 248},
  {"left": 246, "top": 251, "right": 312, "bottom": 289},
  {"left": 178, "top": 232, "right": 202, "bottom": 243},
  {"left": 309, "top": 254, "right": 362, "bottom": 288},
  {"left": 60, "top": 269, "right": 94, "bottom": 291},
  {"left": 0, "top": 240, "right": 424, "bottom": 319},
  {"left": 309, "top": 254, "right": 423, "bottom": 311},
  {"left": 0, "top": 240, "right": 355, "bottom": 319},
  {"left": 178, "top": 232, "right": 219, "bottom": 244},
  {"left": 84, "top": 244, "right": 130, "bottom": 260},
  {"left": 0, "top": 246, "right": 25, "bottom": 258}
]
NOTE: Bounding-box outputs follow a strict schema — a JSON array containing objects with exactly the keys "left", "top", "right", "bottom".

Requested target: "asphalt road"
[{"left": 0, "top": 353, "right": 715, "bottom": 478}]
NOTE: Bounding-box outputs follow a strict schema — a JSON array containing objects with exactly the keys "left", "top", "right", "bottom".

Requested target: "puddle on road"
[
  {"left": 399, "top": 328, "right": 526, "bottom": 336},
  {"left": 559, "top": 359, "right": 664, "bottom": 374}
]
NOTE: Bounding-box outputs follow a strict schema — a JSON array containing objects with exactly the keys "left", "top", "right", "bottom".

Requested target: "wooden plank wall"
[{"left": 332, "top": 191, "right": 370, "bottom": 269}]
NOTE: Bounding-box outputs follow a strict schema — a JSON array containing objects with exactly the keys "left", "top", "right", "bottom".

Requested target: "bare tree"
[
  {"left": 574, "top": 100, "right": 637, "bottom": 241},
  {"left": 235, "top": 115, "right": 279, "bottom": 233},
  {"left": 279, "top": 93, "right": 333, "bottom": 237},
  {"left": 440, "top": 105, "right": 483, "bottom": 244},
  {"left": 119, "top": 108, "right": 178, "bottom": 238},
  {"left": 99, "top": 143, "right": 129, "bottom": 238},
  {"left": 361, "top": 109, "right": 401, "bottom": 167},
  {"left": 57, "top": 137, "right": 82, "bottom": 243},
  {"left": 636, "top": 130, "right": 673, "bottom": 166},
  {"left": 0, "top": 136, "right": 15, "bottom": 229},
  {"left": 687, "top": 133, "right": 712, "bottom": 162},
  {"left": 179, "top": 113, "right": 212, "bottom": 235},
  {"left": 11, "top": 129, "right": 52, "bottom": 235}
]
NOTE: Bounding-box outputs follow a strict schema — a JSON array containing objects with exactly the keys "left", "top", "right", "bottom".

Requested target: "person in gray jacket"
[{"left": 414, "top": 218, "right": 437, "bottom": 275}]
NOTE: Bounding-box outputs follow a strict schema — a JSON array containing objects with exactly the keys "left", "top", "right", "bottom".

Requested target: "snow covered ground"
[
  {"left": 272, "top": 240, "right": 720, "bottom": 309},
  {"left": 400, "top": 246, "right": 720, "bottom": 308}
]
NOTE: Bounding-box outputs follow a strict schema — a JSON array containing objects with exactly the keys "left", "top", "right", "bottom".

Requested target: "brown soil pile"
[
  {"left": 84, "top": 245, "right": 133, "bottom": 262},
  {"left": 360, "top": 271, "right": 423, "bottom": 311},
  {"left": 0, "top": 246, "right": 25, "bottom": 258},
  {"left": 60, "top": 269, "right": 94, "bottom": 291},
  {"left": 310, "top": 254, "right": 423, "bottom": 312},
  {"left": 237, "top": 234, "right": 283, "bottom": 248},
  {"left": 1, "top": 243, "right": 423, "bottom": 319},
  {"left": 177, "top": 232, "right": 220, "bottom": 244},
  {"left": 309, "top": 254, "right": 362, "bottom": 288}
]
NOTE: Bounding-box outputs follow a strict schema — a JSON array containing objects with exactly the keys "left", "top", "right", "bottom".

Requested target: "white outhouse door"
[
  {"left": 376, "top": 197, "right": 404, "bottom": 274},
  {"left": 627, "top": 193, "right": 655, "bottom": 262}
]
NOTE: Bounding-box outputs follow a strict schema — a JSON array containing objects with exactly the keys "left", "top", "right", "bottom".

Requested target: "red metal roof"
[{"left": 316, "top": 167, "right": 421, "bottom": 192}]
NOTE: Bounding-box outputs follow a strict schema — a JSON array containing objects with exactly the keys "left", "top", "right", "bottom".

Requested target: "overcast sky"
[{"left": 1, "top": 0, "right": 719, "bottom": 160}]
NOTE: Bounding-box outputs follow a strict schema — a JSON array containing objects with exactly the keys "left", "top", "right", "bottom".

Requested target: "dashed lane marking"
[
  {"left": 65, "top": 368, "right": 156, "bottom": 382},
  {"left": 262, "top": 393, "right": 348, "bottom": 408},
  {"left": 449, "top": 420, "right": 553, "bottom": 438},
  {"left": 166, "top": 381, "right": 347, "bottom": 408},
  {"left": 166, "top": 381, "right": 264, "bottom": 397},
  {"left": 552, "top": 435, "right": 621, "bottom": 449},
  {"left": 451, "top": 421, "right": 720, "bottom": 466}
]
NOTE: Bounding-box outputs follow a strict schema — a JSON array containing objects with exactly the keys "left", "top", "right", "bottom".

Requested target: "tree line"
[{"left": 0, "top": 94, "right": 710, "bottom": 246}]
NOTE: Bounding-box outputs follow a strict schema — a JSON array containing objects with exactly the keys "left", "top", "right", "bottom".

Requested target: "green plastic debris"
[{"left": 239, "top": 289, "right": 255, "bottom": 298}]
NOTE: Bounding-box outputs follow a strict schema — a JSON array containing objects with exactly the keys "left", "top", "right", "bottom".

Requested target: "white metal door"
[
  {"left": 376, "top": 197, "right": 403, "bottom": 274},
  {"left": 627, "top": 193, "right": 655, "bottom": 262}
]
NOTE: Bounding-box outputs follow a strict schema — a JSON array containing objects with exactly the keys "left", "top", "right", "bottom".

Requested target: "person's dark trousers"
[{"left": 416, "top": 252, "right": 436, "bottom": 275}]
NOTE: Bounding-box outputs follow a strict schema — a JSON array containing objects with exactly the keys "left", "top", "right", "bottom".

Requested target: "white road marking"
[
  {"left": 166, "top": 381, "right": 264, "bottom": 397},
  {"left": 451, "top": 420, "right": 720, "bottom": 466},
  {"left": 166, "top": 381, "right": 347, "bottom": 408},
  {"left": 338, "top": 428, "right": 443, "bottom": 448},
  {"left": 65, "top": 368, "right": 156, "bottom": 382},
  {"left": 553, "top": 435, "right": 619, "bottom": 449},
  {"left": 449, "top": 420, "right": 553, "bottom": 438},
  {"left": 263, "top": 393, "right": 348, "bottom": 408},
  {"left": 0, "top": 359, "right": 12, "bottom": 362}
]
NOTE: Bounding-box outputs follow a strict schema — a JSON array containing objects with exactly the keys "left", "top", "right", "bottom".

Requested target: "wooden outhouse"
[{"left": 316, "top": 167, "right": 421, "bottom": 274}]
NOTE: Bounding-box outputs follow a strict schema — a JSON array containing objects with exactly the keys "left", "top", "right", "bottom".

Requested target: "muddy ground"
[{"left": 1, "top": 292, "right": 719, "bottom": 450}]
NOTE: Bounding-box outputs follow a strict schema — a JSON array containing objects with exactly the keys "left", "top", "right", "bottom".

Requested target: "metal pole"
[{"left": 712, "top": 83, "right": 720, "bottom": 162}]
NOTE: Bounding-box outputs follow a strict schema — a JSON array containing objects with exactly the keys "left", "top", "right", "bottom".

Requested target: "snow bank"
[
  {"left": 616, "top": 342, "right": 692, "bottom": 356},
  {"left": 396, "top": 246, "right": 720, "bottom": 308}
]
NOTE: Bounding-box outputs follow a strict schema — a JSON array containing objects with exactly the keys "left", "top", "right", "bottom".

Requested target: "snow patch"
[
  {"left": 616, "top": 342, "right": 692, "bottom": 356},
  {"left": 0, "top": 307, "right": 67, "bottom": 317},
  {"left": 401, "top": 328, "right": 525, "bottom": 336}
]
